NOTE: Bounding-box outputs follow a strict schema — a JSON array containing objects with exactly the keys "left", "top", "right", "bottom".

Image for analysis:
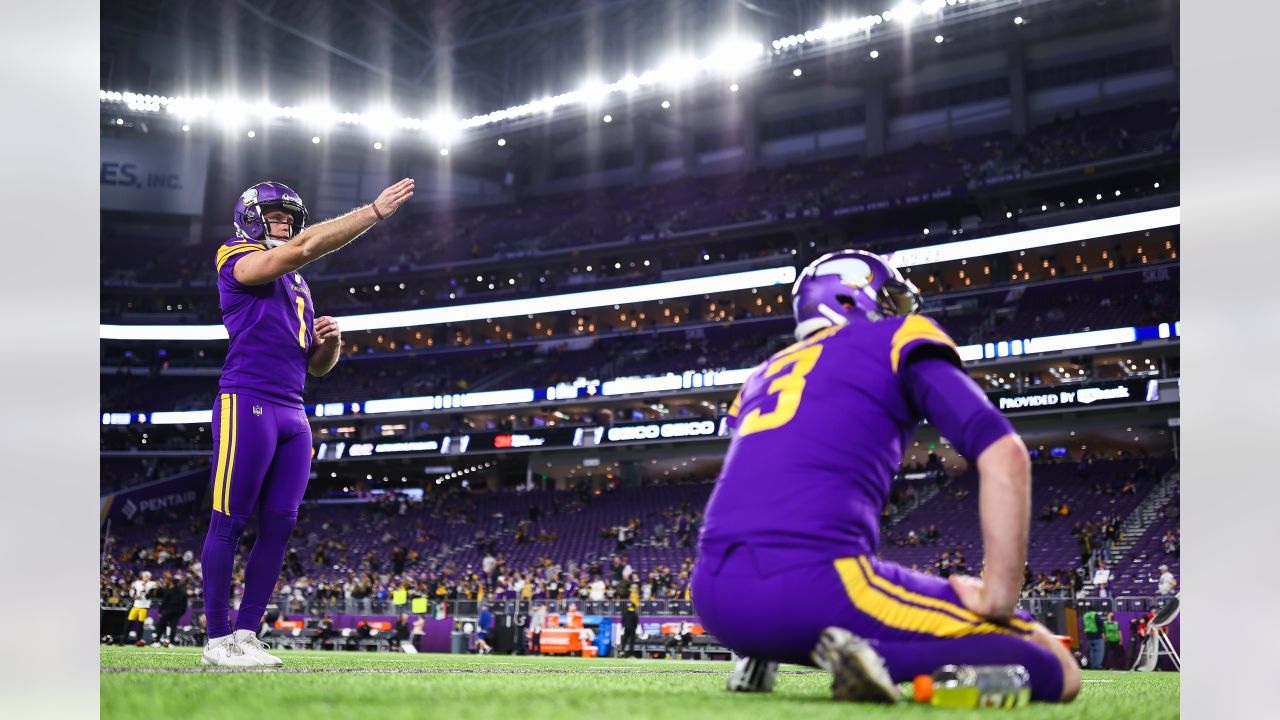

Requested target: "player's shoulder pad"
[
  {"left": 215, "top": 237, "right": 267, "bottom": 272},
  {"left": 888, "top": 314, "right": 961, "bottom": 374}
]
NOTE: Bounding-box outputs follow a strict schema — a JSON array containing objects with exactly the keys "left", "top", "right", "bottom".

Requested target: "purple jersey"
[
  {"left": 215, "top": 238, "right": 314, "bottom": 407},
  {"left": 700, "top": 315, "right": 961, "bottom": 563}
]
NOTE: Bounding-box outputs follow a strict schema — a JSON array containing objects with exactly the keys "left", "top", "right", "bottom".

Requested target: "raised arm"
[
  {"left": 233, "top": 178, "right": 414, "bottom": 286},
  {"left": 901, "top": 355, "right": 1029, "bottom": 621}
]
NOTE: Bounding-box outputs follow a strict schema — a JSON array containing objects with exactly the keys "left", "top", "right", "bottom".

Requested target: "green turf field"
[{"left": 101, "top": 646, "right": 1178, "bottom": 720}]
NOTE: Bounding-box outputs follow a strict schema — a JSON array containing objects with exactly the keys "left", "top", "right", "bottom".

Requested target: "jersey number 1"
[
  {"left": 737, "top": 344, "right": 824, "bottom": 437},
  {"left": 293, "top": 297, "right": 307, "bottom": 348}
]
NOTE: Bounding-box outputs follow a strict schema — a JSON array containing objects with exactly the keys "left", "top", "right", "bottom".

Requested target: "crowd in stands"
[
  {"left": 102, "top": 480, "right": 707, "bottom": 615},
  {"left": 101, "top": 454, "right": 1178, "bottom": 621}
]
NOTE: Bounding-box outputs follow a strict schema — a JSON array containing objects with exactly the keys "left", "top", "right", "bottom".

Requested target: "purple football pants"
[
  {"left": 692, "top": 544, "right": 1064, "bottom": 702},
  {"left": 200, "top": 392, "right": 311, "bottom": 639}
]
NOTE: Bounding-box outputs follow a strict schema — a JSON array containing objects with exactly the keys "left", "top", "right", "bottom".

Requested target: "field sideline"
[{"left": 101, "top": 646, "right": 1178, "bottom": 719}]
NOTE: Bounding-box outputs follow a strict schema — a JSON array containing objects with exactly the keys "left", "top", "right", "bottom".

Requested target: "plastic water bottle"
[{"left": 912, "top": 664, "right": 1032, "bottom": 709}]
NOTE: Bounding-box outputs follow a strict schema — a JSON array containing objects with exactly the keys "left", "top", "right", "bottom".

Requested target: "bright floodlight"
[
  {"left": 311, "top": 136, "right": 320, "bottom": 144},
  {"left": 181, "top": 124, "right": 190, "bottom": 132},
  {"left": 729, "top": 83, "right": 740, "bottom": 92},
  {"left": 439, "top": 147, "right": 449, "bottom": 156},
  {"left": 373, "top": 142, "right": 383, "bottom": 150},
  {"left": 497, "top": 138, "right": 507, "bottom": 147},
  {"left": 427, "top": 112, "right": 459, "bottom": 145},
  {"left": 792, "top": 67, "right": 803, "bottom": 77},
  {"left": 246, "top": 130, "right": 255, "bottom": 138},
  {"left": 1014, "top": 16, "right": 1024, "bottom": 25},
  {"left": 660, "top": 100, "right": 671, "bottom": 109},
  {"left": 869, "top": 50, "right": 880, "bottom": 59},
  {"left": 934, "top": 34, "right": 944, "bottom": 43}
]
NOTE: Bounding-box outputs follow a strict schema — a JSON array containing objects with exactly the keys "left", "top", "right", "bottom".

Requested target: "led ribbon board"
[{"left": 121, "top": 321, "right": 1179, "bottom": 424}]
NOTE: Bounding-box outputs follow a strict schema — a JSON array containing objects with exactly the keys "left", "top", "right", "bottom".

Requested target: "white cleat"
[
  {"left": 234, "top": 629, "right": 284, "bottom": 667},
  {"left": 810, "top": 627, "right": 900, "bottom": 703},
  {"left": 201, "top": 635, "right": 261, "bottom": 668},
  {"left": 726, "top": 656, "right": 778, "bottom": 692}
]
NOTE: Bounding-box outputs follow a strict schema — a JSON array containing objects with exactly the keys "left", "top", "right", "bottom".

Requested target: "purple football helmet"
[
  {"left": 792, "top": 249, "right": 922, "bottom": 340},
  {"left": 233, "top": 181, "right": 309, "bottom": 247}
]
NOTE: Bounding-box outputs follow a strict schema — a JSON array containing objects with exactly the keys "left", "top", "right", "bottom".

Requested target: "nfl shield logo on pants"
[{"left": 253, "top": 405, "right": 263, "bottom": 416}]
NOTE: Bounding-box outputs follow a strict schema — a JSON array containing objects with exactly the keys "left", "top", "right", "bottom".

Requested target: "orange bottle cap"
[{"left": 913, "top": 674, "right": 933, "bottom": 703}]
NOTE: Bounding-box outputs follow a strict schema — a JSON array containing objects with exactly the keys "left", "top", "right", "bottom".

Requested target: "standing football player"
[
  {"left": 125, "top": 570, "right": 157, "bottom": 645},
  {"left": 199, "top": 178, "right": 414, "bottom": 667},
  {"left": 697, "top": 250, "right": 1080, "bottom": 703}
]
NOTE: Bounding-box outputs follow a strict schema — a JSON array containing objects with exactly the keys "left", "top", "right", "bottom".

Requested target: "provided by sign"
[{"left": 989, "top": 380, "right": 1155, "bottom": 413}]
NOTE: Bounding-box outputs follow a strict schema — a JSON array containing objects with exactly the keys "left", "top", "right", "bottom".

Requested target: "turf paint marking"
[{"left": 103, "top": 666, "right": 815, "bottom": 676}]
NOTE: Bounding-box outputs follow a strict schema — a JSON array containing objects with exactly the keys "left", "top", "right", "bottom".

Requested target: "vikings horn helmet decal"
[
  {"left": 791, "top": 249, "right": 923, "bottom": 340},
  {"left": 233, "top": 181, "right": 309, "bottom": 247}
]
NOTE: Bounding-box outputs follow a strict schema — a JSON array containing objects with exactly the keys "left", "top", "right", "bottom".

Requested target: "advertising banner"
[
  {"left": 100, "top": 469, "right": 208, "bottom": 526},
  {"left": 101, "top": 137, "right": 210, "bottom": 215}
]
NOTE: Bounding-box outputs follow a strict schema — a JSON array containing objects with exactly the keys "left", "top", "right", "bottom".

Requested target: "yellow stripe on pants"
[
  {"left": 223, "top": 394, "right": 238, "bottom": 513},
  {"left": 855, "top": 557, "right": 1036, "bottom": 634},
  {"left": 212, "top": 394, "right": 231, "bottom": 513},
  {"left": 833, "top": 557, "right": 1023, "bottom": 639}
]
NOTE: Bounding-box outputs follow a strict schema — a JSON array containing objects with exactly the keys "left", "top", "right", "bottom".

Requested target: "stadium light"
[{"left": 102, "top": 2, "right": 987, "bottom": 140}]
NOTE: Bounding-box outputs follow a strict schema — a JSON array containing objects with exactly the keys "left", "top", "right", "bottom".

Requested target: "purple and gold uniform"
[
  {"left": 200, "top": 231, "right": 316, "bottom": 640},
  {"left": 694, "top": 314, "right": 1064, "bottom": 701}
]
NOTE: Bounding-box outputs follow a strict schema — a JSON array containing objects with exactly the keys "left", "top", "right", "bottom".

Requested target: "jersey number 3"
[{"left": 737, "top": 344, "right": 824, "bottom": 437}]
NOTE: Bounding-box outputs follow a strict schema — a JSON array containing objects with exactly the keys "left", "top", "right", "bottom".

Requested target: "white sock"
[
  {"left": 207, "top": 634, "right": 234, "bottom": 647},
  {"left": 233, "top": 629, "right": 256, "bottom": 642}
]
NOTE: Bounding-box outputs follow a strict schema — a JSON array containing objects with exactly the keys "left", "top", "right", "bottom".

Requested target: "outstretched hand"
[
  {"left": 372, "top": 178, "right": 415, "bottom": 220},
  {"left": 948, "top": 574, "right": 1017, "bottom": 622}
]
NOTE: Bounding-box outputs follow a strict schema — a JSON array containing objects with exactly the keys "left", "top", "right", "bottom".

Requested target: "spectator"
[
  {"left": 1092, "top": 560, "right": 1112, "bottom": 598},
  {"left": 1156, "top": 564, "right": 1177, "bottom": 596},
  {"left": 666, "top": 621, "right": 694, "bottom": 659},
  {"left": 1081, "top": 609, "right": 1105, "bottom": 669},
  {"left": 620, "top": 600, "right": 640, "bottom": 658},
  {"left": 410, "top": 614, "right": 426, "bottom": 653},
  {"left": 529, "top": 602, "right": 547, "bottom": 655},
  {"left": 475, "top": 604, "right": 493, "bottom": 655},
  {"left": 1103, "top": 612, "right": 1126, "bottom": 669},
  {"left": 151, "top": 575, "right": 188, "bottom": 648},
  {"left": 394, "top": 613, "right": 415, "bottom": 653}
]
